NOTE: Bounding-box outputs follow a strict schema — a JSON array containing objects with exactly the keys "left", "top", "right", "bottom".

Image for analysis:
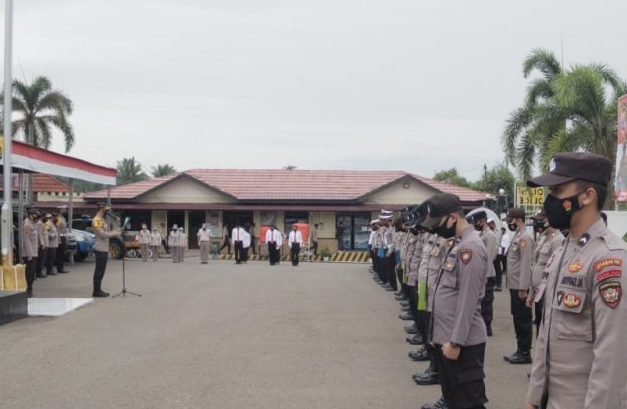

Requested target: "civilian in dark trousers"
[
  {"left": 232, "top": 224, "right": 245, "bottom": 264},
  {"left": 288, "top": 225, "right": 303, "bottom": 266},
  {"left": 493, "top": 258, "right": 503, "bottom": 290},
  {"left": 234, "top": 241, "right": 243, "bottom": 263}
]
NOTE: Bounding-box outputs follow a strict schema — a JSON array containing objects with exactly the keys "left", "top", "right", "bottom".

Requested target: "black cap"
[
  {"left": 27, "top": 208, "right": 40, "bottom": 216},
  {"left": 467, "top": 210, "right": 487, "bottom": 223},
  {"left": 531, "top": 208, "right": 547, "bottom": 221},
  {"left": 504, "top": 207, "right": 526, "bottom": 221},
  {"left": 527, "top": 152, "right": 612, "bottom": 187},
  {"left": 420, "top": 193, "right": 462, "bottom": 228}
]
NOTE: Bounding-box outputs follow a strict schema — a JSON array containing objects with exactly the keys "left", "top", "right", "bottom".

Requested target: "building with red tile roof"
[{"left": 82, "top": 169, "right": 495, "bottom": 253}]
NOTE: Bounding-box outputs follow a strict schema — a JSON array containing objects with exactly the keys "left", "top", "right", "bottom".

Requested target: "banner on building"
[{"left": 615, "top": 94, "right": 627, "bottom": 202}]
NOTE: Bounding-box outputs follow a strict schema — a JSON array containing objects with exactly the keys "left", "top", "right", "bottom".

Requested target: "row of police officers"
[{"left": 367, "top": 152, "right": 626, "bottom": 409}]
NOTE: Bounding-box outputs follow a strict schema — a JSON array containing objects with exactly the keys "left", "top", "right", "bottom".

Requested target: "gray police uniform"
[
  {"left": 480, "top": 228, "right": 498, "bottom": 332},
  {"left": 529, "top": 229, "right": 564, "bottom": 334},
  {"left": 527, "top": 218, "right": 627, "bottom": 409},
  {"left": 507, "top": 227, "right": 534, "bottom": 355},
  {"left": 430, "top": 226, "right": 488, "bottom": 408},
  {"left": 22, "top": 217, "right": 39, "bottom": 294},
  {"left": 45, "top": 221, "right": 59, "bottom": 275}
]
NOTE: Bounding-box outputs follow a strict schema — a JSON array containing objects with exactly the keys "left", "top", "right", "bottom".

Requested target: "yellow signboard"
[{"left": 516, "top": 186, "right": 545, "bottom": 207}]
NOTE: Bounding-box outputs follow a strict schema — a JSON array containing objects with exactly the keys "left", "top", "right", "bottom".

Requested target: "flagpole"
[{"left": 2, "top": 0, "right": 13, "bottom": 266}]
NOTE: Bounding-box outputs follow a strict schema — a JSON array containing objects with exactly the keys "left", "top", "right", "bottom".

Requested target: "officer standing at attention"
[
  {"left": 55, "top": 207, "right": 70, "bottom": 274},
  {"left": 92, "top": 203, "right": 121, "bottom": 297},
  {"left": 138, "top": 223, "right": 151, "bottom": 262},
  {"left": 178, "top": 227, "right": 186, "bottom": 262},
  {"left": 150, "top": 228, "right": 162, "bottom": 261},
  {"left": 526, "top": 209, "right": 564, "bottom": 335},
  {"left": 470, "top": 211, "right": 498, "bottom": 336},
  {"left": 22, "top": 208, "right": 40, "bottom": 297},
  {"left": 45, "top": 214, "right": 59, "bottom": 276},
  {"left": 197, "top": 223, "right": 212, "bottom": 264},
  {"left": 525, "top": 153, "right": 627, "bottom": 409},
  {"left": 169, "top": 225, "right": 180, "bottom": 263},
  {"left": 503, "top": 207, "right": 535, "bottom": 364},
  {"left": 35, "top": 214, "right": 48, "bottom": 278},
  {"left": 421, "top": 193, "right": 488, "bottom": 409}
]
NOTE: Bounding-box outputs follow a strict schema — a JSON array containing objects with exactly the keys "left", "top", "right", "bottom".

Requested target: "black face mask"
[
  {"left": 507, "top": 222, "right": 518, "bottom": 232},
  {"left": 533, "top": 220, "right": 548, "bottom": 234},
  {"left": 543, "top": 193, "right": 583, "bottom": 230},
  {"left": 434, "top": 216, "right": 457, "bottom": 239}
]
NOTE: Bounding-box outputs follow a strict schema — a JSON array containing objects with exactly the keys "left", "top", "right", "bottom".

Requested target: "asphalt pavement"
[{"left": 0, "top": 257, "right": 531, "bottom": 409}]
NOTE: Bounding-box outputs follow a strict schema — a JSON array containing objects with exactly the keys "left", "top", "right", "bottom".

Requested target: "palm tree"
[
  {"left": 1, "top": 76, "right": 75, "bottom": 152},
  {"left": 503, "top": 49, "right": 627, "bottom": 180},
  {"left": 116, "top": 157, "right": 148, "bottom": 185},
  {"left": 151, "top": 164, "right": 176, "bottom": 177}
]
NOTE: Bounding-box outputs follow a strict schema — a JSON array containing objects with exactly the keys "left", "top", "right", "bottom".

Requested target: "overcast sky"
[{"left": 2, "top": 0, "right": 626, "bottom": 181}]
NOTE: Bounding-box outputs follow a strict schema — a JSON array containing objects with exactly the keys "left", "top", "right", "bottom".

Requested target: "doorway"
[
  {"left": 188, "top": 210, "right": 206, "bottom": 250},
  {"left": 222, "top": 211, "right": 254, "bottom": 232},
  {"left": 336, "top": 212, "right": 370, "bottom": 251}
]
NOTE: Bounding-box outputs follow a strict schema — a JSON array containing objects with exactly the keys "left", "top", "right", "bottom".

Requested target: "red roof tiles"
[
  {"left": 0, "top": 174, "right": 69, "bottom": 193},
  {"left": 84, "top": 169, "right": 493, "bottom": 203}
]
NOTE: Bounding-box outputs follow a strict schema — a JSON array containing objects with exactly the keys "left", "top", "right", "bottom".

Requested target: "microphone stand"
[{"left": 113, "top": 218, "right": 142, "bottom": 298}]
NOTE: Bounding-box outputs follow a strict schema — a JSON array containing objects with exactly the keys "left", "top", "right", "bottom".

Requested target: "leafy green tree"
[
  {"left": 116, "top": 157, "right": 148, "bottom": 185},
  {"left": 471, "top": 165, "right": 515, "bottom": 207},
  {"left": 503, "top": 49, "right": 627, "bottom": 180},
  {"left": 1, "top": 76, "right": 75, "bottom": 152},
  {"left": 433, "top": 168, "right": 470, "bottom": 188},
  {"left": 151, "top": 164, "right": 177, "bottom": 178}
]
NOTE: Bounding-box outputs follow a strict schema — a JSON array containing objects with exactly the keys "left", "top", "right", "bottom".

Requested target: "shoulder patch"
[
  {"left": 519, "top": 239, "right": 527, "bottom": 249},
  {"left": 599, "top": 282, "right": 622, "bottom": 309},
  {"left": 568, "top": 261, "right": 583, "bottom": 273},
  {"left": 593, "top": 258, "right": 622, "bottom": 271},
  {"left": 460, "top": 249, "right": 473, "bottom": 265},
  {"left": 596, "top": 270, "right": 622, "bottom": 281},
  {"left": 446, "top": 238, "right": 454, "bottom": 247},
  {"left": 92, "top": 218, "right": 103, "bottom": 229}
]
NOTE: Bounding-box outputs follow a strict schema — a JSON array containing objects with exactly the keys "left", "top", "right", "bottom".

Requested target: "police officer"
[
  {"left": 178, "top": 227, "right": 186, "bottom": 262},
  {"left": 138, "top": 223, "right": 151, "bottom": 262},
  {"left": 35, "top": 214, "right": 48, "bottom": 278},
  {"left": 169, "top": 225, "right": 180, "bottom": 263},
  {"left": 526, "top": 209, "right": 564, "bottom": 335},
  {"left": 421, "top": 193, "right": 488, "bottom": 409},
  {"left": 92, "top": 203, "right": 121, "bottom": 297},
  {"left": 150, "top": 228, "right": 162, "bottom": 261},
  {"left": 470, "top": 211, "right": 498, "bottom": 336},
  {"left": 22, "top": 208, "right": 40, "bottom": 297},
  {"left": 197, "top": 223, "right": 212, "bottom": 264},
  {"left": 55, "top": 207, "right": 70, "bottom": 274},
  {"left": 382, "top": 214, "right": 398, "bottom": 292},
  {"left": 525, "top": 152, "right": 627, "bottom": 409},
  {"left": 503, "top": 207, "right": 534, "bottom": 364},
  {"left": 45, "top": 214, "right": 59, "bottom": 276}
]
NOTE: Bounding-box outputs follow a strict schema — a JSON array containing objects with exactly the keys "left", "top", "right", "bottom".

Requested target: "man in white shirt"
[
  {"left": 138, "top": 224, "right": 152, "bottom": 263},
  {"left": 288, "top": 224, "right": 304, "bottom": 266},
  {"left": 265, "top": 225, "right": 281, "bottom": 266},
  {"left": 242, "top": 229, "right": 251, "bottom": 263},
  {"left": 231, "top": 223, "right": 245, "bottom": 264},
  {"left": 197, "top": 223, "right": 212, "bottom": 264}
]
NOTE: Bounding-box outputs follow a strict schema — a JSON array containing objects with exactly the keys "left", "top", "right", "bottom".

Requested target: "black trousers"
[
  {"left": 493, "top": 259, "right": 503, "bottom": 287},
  {"left": 161, "top": 238, "right": 170, "bottom": 254},
  {"left": 242, "top": 247, "right": 249, "bottom": 262},
  {"left": 416, "top": 309, "right": 431, "bottom": 344},
  {"left": 435, "top": 343, "right": 488, "bottom": 409},
  {"left": 377, "top": 255, "right": 388, "bottom": 283},
  {"left": 234, "top": 241, "right": 243, "bottom": 263},
  {"left": 510, "top": 289, "right": 532, "bottom": 352},
  {"left": 312, "top": 240, "right": 318, "bottom": 256},
  {"left": 23, "top": 257, "right": 36, "bottom": 291},
  {"left": 251, "top": 237, "right": 256, "bottom": 254},
  {"left": 497, "top": 254, "right": 507, "bottom": 275},
  {"left": 268, "top": 243, "right": 278, "bottom": 265},
  {"left": 56, "top": 237, "right": 67, "bottom": 272},
  {"left": 480, "top": 277, "right": 495, "bottom": 329},
  {"left": 386, "top": 254, "right": 397, "bottom": 290},
  {"left": 534, "top": 297, "right": 544, "bottom": 338},
  {"left": 36, "top": 246, "right": 47, "bottom": 276},
  {"left": 219, "top": 239, "right": 231, "bottom": 254},
  {"left": 290, "top": 243, "right": 300, "bottom": 266},
  {"left": 93, "top": 250, "right": 108, "bottom": 290},
  {"left": 46, "top": 247, "right": 57, "bottom": 274},
  {"left": 408, "top": 285, "right": 419, "bottom": 327}
]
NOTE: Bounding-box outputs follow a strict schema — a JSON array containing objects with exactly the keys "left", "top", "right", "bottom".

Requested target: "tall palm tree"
[
  {"left": 1, "top": 76, "right": 75, "bottom": 152},
  {"left": 116, "top": 157, "right": 148, "bottom": 185},
  {"left": 151, "top": 164, "right": 176, "bottom": 178},
  {"left": 503, "top": 49, "right": 627, "bottom": 180}
]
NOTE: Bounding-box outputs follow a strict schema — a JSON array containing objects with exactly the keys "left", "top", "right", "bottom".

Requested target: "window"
[{"left": 284, "top": 212, "right": 308, "bottom": 234}]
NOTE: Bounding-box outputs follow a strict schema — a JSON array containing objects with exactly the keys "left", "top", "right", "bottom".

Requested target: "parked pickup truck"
[{"left": 71, "top": 217, "right": 140, "bottom": 260}]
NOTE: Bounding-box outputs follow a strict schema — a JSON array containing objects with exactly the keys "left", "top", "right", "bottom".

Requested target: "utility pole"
[{"left": 2, "top": 0, "right": 13, "bottom": 266}]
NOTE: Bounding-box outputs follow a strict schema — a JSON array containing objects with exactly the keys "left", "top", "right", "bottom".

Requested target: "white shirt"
[
  {"left": 150, "top": 232, "right": 162, "bottom": 246},
  {"left": 231, "top": 227, "right": 245, "bottom": 243},
  {"left": 242, "top": 231, "right": 251, "bottom": 248},
  {"left": 368, "top": 230, "right": 376, "bottom": 245},
  {"left": 265, "top": 229, "right": 281, "bottom": 245},
  {"left": 138, "top": 229, "right": 151, "bottom": 245},
  {"left": 197, "top": 228, "right": 212, "bottom": 242},
  {"left": 288, "top": 230, "right": 303, "bottom": 247},
  {"left": 500, "top": 233, "right": 511, "bottom": 254}
]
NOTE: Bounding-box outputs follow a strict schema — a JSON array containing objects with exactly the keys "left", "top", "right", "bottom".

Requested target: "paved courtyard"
[{"left": 0, "top": 258, "right": 531, "bottom": 409}]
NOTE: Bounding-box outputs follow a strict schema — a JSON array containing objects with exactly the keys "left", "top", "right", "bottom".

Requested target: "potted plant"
[{"left": 321, "top": 247, "right": 331, "bottom": 262}]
